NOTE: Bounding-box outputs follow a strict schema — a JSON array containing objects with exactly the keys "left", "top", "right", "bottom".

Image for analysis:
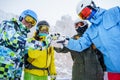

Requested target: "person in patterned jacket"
[{"left": 0, "top": 9, "right": 38, "bottom": 80}]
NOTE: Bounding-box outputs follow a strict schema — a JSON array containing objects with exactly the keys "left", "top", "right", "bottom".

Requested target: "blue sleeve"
[{"left": 66, "top": 33, "right": 92, "bottom": 52}]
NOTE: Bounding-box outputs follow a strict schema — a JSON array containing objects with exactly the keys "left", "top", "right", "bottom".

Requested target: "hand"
[
  {"left": 50, "top": 33, "right": 69, "bottom": 48},
  {"left": 51, "top": 40, "right": 64, "bottom": 48},
  {"left": 49, "top": 33, "right": 60, "bottom": 40},
  {"left": 50, "top": 75, "right": 56, "bottom": 80}
]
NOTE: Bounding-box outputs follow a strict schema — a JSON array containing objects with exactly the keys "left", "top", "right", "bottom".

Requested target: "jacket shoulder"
[{"left": 103, "top": 6, "right": 120, "bottom": 29}]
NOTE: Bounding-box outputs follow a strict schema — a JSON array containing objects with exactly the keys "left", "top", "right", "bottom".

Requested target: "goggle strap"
[{"left": 91, "top": 1, "right": 96, "bottom": 8}]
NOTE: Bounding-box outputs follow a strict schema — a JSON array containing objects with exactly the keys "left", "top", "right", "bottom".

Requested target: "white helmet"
[{"left": 76, "top": 0, "right": 94, "bottom": 15}]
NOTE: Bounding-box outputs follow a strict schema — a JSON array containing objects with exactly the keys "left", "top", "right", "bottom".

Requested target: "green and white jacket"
[{"left": 0, "top": 18, "right": 43, "bottom": 79}]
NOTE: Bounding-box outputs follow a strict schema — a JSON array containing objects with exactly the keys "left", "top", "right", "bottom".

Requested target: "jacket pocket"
[{"left": 89, "top": 30, "right": 101, "bottom": 49}]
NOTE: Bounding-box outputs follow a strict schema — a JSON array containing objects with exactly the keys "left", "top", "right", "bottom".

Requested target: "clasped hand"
[{"left": 49, "top": 33, "right": 69, "bottom": 48}]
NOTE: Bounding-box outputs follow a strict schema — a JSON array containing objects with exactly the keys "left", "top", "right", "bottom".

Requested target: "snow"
[
  {"left": 0, "top": 10, "right": 18, "bottom": 22},
  {"left": 55, "top": 52, "right": 73, "bottom": 78}
]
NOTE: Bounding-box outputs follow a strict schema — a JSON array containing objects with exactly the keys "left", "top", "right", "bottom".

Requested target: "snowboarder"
[
  {"left": 0, "top": 9, "right": 38, "bottom": 80},
  {"left": 24, "top": 20, "right": 57, "bottom": 80},
  {"left": 54, "top": 0, "right": 120, "bottom": 80},
  {"left": 54, "top": 19, "right": 104, "bottom": 80}
]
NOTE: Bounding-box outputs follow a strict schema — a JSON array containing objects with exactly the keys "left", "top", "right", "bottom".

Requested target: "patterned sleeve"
[
  {"left": 0, "top": 20, "right": 26, "bottom": 51},
  {"left": 0, "top": 20, "right": 47, "bottom": 52}
]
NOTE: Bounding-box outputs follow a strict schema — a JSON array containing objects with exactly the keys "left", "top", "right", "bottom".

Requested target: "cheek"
[
  {"left": 21, "top": 20, "right": 27, "bottom": 26},
  {"left": 26, "top": 24, "right": 32, "bottom": 29},
  {"left": 22, "top": 20, "right": 32, "bottom": 29}
]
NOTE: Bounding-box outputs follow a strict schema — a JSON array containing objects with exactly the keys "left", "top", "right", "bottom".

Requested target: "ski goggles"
[
  {"left": 75, "top": 22, "right": 84, "bottom": 29},
  {"left": 78, "top": 7, "right": 92, "bottom": 20},
  {"left": 39, "top": 25, "right": 49, "bottom": 33},
  {"left": 24, "top": 15, "right": 37, "bottom": 26}
]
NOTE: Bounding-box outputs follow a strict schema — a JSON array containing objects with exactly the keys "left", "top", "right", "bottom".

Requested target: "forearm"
[{"left": 54, "top": 46, "right": 69, "bottom": 53}]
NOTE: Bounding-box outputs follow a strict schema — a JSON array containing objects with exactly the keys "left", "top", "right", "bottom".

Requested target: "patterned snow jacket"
[{"left": 0, "top": 18, "right": 45, "bottom": 79}]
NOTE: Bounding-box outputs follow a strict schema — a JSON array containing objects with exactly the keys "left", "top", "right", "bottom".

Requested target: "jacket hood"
[{"left": 89, "top": 7, "right": 106, "bottom": 25}]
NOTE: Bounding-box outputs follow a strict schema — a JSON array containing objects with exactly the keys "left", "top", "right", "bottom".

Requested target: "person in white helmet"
[
  {"left": 0, "top": 9, "right": 38, "bottom": 80},
  {"left": 54, "top": 0, "right": 120, "bottom": 80},
  {"left": 54, "top": 19, "right": 104, "bottom": 80}
]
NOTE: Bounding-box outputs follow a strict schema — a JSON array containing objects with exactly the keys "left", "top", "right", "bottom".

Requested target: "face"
[
  {"left": 39, "top": 25, "right": 49, "bottom": 34},
  {"left": 38, "top": 25, "right": 49, "bottom": 40},
  {"left": 75, "top": 22, "right": 84, "bottom": 29},
  {"left": 21, "top": 19, "right": 33, "bottom": 29},
  {"left": 21, "top": 15, "right": 37, "bottom": 29},
  {"left": 75, "top": 21, "right": 88, "bottom": 34}
]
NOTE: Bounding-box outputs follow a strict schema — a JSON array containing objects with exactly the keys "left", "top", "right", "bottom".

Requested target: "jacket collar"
[{"left": 89, "top": 7, "right": 106, "bottom": 25}]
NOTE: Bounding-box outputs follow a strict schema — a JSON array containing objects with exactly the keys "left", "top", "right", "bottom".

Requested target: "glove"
[
  {"left": 50, "top": 33, "right": 69, "bottom": 48},
  {"left": 51, "top": 40, "right": 64, "bottom": 48},
  {"left": 49, "top": 33, "right": 60, "bottom": 40},
  {"left": 50, "top": 75, "right": 56, "bottom": 80}
]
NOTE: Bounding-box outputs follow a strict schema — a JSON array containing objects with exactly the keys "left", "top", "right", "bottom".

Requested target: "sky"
[{"left": 0, "top": 0, "right": 120, "bottom": 26}]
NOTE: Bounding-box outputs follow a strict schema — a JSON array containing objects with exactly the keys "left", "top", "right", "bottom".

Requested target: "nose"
[{"left": 26, "top": 22, "right": 33, "bottom": 29}]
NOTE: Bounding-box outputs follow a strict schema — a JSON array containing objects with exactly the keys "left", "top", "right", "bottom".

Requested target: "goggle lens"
[
  {"left": 24, "top": 16, "right": 36, "bottom": 26},
  {"left": 78, "top": 7, "right": 92, "bottom": 20},
  {"left": 39, "top": 25, "right": 49, "bottom": 33},
  {"left": 75, "top": 22, "right": 84, "bottom": 29}
]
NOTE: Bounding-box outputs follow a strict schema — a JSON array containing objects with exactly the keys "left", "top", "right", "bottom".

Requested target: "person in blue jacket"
[{"left": 54, "top": 0, "right": 120, "bottom": 80}]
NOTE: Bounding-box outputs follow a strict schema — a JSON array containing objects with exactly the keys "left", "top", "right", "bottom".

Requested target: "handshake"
[{"left": 47, "top": 33, "right": 70, "bottom": 48}]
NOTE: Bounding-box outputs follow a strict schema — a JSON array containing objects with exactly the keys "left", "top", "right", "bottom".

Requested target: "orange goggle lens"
[
  {"left": 78, "top": 7, "right": 92, "bottom": 20},
  {"left": 24, "top": 16, "right": 36, "bottom": 26},
  {"left": 39, "top": 25, "right": 49, "bottom": 33},
  {"left": 75, "top": 22, "right": 84, "bottom": 29}
]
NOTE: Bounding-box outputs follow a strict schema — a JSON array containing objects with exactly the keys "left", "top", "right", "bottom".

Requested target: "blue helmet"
[{"left": 19, "top": 9, "right": 38, "bottom": 22}]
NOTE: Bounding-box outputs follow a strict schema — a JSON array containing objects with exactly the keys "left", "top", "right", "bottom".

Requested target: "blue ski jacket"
[{"left": 67, "top": 6, "right": 120, "bottom": 73}]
